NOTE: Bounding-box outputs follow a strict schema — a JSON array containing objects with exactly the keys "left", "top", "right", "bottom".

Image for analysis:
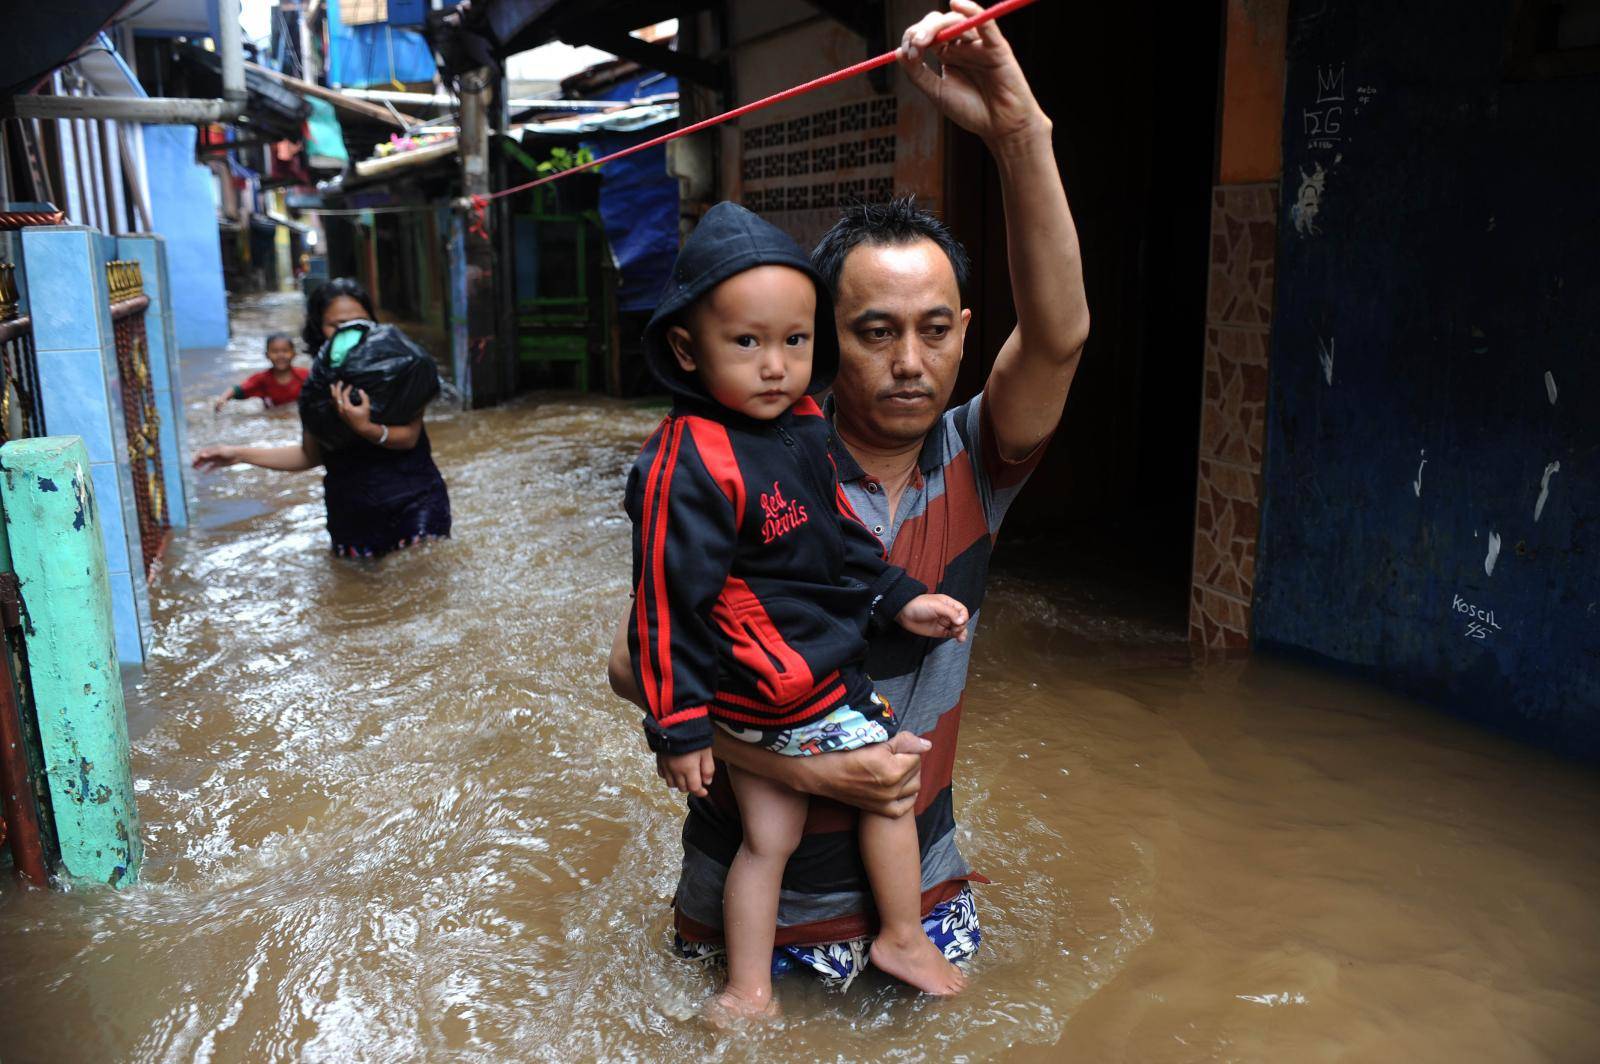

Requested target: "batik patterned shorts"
[
  {"left": 714, "top": 692, "right": 895, "bottom": 756},
  {"left": 673, "top": 885, "right": 981, "bottom": 990}
]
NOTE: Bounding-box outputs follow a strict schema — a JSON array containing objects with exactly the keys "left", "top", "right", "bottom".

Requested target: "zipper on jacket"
[{"left": 776, "top": 424, "right": 832, "bottom": 505}]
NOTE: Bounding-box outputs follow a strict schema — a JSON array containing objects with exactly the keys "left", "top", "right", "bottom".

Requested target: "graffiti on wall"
[
  {"left": 1453, "top": 593, "right": 1504, "bottom": 640},
  {"left": 1302, "top": 62, "right": 1345, "bottom": 149},
  {"left": 1316, "top": 335, "right": 1334, "bottom": 383},
  {"left": 1257, "top": 0, "right": 1600, "bottom": 759},
  {"left": 1534, "top": 462, "right": 1560, "bottom": 522},
  {"left": 1293, "top": 59, "right": 1374, "bottom": 238}
]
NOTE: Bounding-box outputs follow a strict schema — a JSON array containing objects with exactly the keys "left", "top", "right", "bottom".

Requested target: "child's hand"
[
  {"left": 896, "top": 593, "right": 969, "bottom": 642},
  {"left": 658, "top": 748, "right": 716, "bottom": 797},
  {"left": 213, "top": 394, "right": 230, "bottom": 412}
]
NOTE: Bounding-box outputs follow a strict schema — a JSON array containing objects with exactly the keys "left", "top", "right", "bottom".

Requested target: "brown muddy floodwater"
[{"left": 1, "top": 293, "right": 1598, "bottom": 1062}]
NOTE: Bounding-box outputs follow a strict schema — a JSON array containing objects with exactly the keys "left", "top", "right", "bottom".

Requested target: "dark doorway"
[{"left": 943, "top": 2, "right": 1223, "bottom": 629}]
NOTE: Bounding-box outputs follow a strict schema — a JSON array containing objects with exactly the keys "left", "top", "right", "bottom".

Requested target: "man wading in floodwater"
[{"left": 609, "top": 0, "right": 1089, "bottom": 985}]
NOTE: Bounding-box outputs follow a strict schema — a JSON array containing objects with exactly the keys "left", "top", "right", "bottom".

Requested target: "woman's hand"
[
  {"left": 192, "top": 444, "right": 242, "bottom": 471},
  {"left": 191, "top": 435, "right": 319, "bottom": 473},
  {"left": 331, "top": 381, "right": 374, "bottom": 434}
]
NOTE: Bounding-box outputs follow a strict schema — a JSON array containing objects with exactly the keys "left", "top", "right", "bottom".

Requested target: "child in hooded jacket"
[{"left": 625, "top": 202, "right": 970, "bottom": 1020}]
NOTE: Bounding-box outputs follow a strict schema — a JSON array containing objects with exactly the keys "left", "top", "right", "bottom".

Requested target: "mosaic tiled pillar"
[
  {"left": 19, "top": 225, "right": 151, "bottom": 664},
  {"left": 117, "top": 234, "right": 190, "bottom": 529},
  {"left": 1189, "top": 183, "right": 1278, "bottom": 649}
]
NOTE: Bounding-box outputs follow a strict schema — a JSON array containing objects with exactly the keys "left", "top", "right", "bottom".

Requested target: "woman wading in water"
[{"left": 193, "top": 278, "right": 452, "bottom": 558}]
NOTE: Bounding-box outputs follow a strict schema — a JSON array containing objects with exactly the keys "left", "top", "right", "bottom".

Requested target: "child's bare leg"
[
  {"left": 711, "top": 764, "right": 810, "bottom": 1021},
  {"left": 860, "top": 807, "right": 968, "bottom": 995}
]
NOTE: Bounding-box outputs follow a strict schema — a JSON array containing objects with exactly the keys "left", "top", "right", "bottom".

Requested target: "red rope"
[{"left": 470, "top": 0, "right": 1040, "bottom": 219}]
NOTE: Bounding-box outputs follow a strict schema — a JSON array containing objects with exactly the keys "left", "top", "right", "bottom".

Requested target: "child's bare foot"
[
  {"left": 869, "top": 928, "right": 968, "bottom": 995},
  {"left": 703, "top": 986, "right": 782, "bottom": 1027}
]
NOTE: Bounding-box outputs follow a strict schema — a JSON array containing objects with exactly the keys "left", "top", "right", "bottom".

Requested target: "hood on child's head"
[{"left": 642, "top": 201, "right": 839, "bottom": 409}]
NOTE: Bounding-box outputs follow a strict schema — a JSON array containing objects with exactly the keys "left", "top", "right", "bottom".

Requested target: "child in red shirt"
[{"left": 214, "top": 333, "right": 308, "bottom": 411}]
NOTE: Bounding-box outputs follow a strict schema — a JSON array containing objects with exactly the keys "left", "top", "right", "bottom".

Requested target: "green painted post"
[{"left": 0, "top": 436, "right": 141, "bottom": 886}]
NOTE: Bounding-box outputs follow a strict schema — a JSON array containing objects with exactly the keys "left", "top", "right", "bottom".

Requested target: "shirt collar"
[{"left": 822, "top": 394, "right": 946, "bottom": 481}]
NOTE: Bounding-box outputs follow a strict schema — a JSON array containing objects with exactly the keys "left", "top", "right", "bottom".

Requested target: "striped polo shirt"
[{"left": 674, "top": 391, "right": 1048, "bottom": 946}]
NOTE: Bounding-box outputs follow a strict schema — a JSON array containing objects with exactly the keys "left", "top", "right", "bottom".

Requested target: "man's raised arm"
[{"left": 900, "top": 1, "right": 1090, "bottom": 461}]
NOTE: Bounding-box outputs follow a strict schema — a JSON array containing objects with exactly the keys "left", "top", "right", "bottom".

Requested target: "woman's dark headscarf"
[{"left": 302, "top": 278, "right": 377, "bottom": 354}]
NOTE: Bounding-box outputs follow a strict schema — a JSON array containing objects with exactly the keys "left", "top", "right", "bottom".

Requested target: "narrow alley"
[{"left": 0, "top": 294, "right": 1595, "bottom": 1061}]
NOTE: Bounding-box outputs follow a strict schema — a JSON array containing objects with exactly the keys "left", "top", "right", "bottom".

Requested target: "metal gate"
[
  {"left": 0, "top": 262, "right": 45, "bottom": 444},
  {"left": 107, "top": 260, "right": 171, "bottom": 577},
  {"left": 0, "top": 261, "right": 54, "bottom": 885}
]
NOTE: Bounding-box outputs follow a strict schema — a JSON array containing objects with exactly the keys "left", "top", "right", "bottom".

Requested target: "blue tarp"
[
  {"left": 142, "top": 124, "right": 228, "bottom": 349},
  {"left": 581, "top": 73, "right": 679, "bottom": 312},
  {"left": 327, "top": 2, "right": 436, "bottom": 88}
]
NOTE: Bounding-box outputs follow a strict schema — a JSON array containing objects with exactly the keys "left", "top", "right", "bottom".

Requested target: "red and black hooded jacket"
[{"left": 626, "top": 203, "right": 926, "bottom": 755}]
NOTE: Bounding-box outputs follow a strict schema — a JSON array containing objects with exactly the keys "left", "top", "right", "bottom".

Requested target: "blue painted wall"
[
  {"left": 142, "top": 124, "right": 228, "bottom": 349},
  {"left": 20, "top": 225, "right": 152, "bottom": 663},
  {"left": 1255, "top": 1, "right": 1600, "bottom": 757}
]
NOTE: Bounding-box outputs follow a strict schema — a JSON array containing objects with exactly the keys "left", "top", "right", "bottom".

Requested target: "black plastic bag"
[{"left": 299, "top": 321, "right": 442, "bottom": 450}]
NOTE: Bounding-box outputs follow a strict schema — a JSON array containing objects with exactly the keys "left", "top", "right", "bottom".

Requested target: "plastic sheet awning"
[
  {"left": 346, "top": 101, "right": 679, "bottom": 179},
  {"left": 328, "top": 18, "right": 437, "bottom": 88},
  {"left": 519, "top": 102, "right": 678, "bottom": 136},
  {"left": 578, "top": 72, "right": 680, "bottom": 312},
  {"left": 304, "top": 97, "right": 351, "bottom": 170}
]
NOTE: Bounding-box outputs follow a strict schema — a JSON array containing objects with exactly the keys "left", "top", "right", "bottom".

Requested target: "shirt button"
[
  {"left": 873, "top": 524, "right": 884, "bottom": 536},
  {"left": 865, "top": 481, "right": 879, "bottom": 494}
]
